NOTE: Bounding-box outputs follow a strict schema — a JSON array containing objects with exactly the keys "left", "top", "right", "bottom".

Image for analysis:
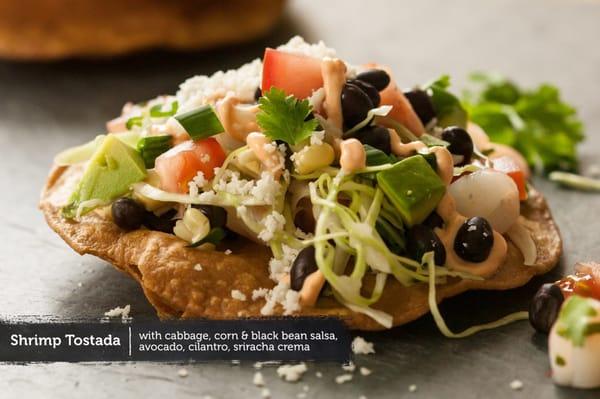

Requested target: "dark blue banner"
[{"left": 0, "top": 318, "right": 351, "bottom": 363}]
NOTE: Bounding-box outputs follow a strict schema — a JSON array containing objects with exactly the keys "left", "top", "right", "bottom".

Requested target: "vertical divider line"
[{"left": 128, "top": 326, "right": 132, "bottom": 357}]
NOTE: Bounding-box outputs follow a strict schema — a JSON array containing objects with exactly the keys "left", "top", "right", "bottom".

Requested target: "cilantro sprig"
[
  {"left": 256, "top": 88, "right": 319, "bottom": 145},
  {"left": 463, "top": 73, "right": 584, "bottom": 173}
]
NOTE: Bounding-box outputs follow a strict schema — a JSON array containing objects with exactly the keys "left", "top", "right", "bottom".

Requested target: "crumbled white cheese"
[
  {"left": 335, "top": 374, "right": 353, "bottom": 384},
  {"left": 260, "top": 281, "right": 301, "bottom": 316},
  {"left": 276, "top": 363, "right": 308, "bottom": 382},
  {"left": 359, "top": 396, "right": 368, "bottom": 399},
  {"left": 253, "top": 371, "right": 265, "bottom": 387},
  {"left": 104, "top": 305, "right": 131, "bottom": 320},
  {"left": 194, "top": 263, "right": 203, "bottom": 271},
  {"left": 177, "top": 58, "right": 262, "bottom": 110},
  {"left": 177, "top": 368, "right": 188, "bottom": 378},
  {"left": 258, "top": 211, "right": 286, "bottom": 242},
  {"left": 231, "top": 289, "right": 247, "bottom": 301},
  {"left": 315, "top": 371, "right": 323, "bottom": 378},
  {"left": 277, "top": 36, "right": 336, "bottom": 59},
  {"left": 302, "top": 385, "right": 309, "bottom": 392},
  {"left": 359, "top": 367, "right": 372, "bottom": 376},
  {"left": 231, "top": 360, "right": 241, "bottom": 365},
  {"left": 225, "top": 249, "right": 232, "bottom": 255},
  {"left": 268, "top": 244, "right": 299, "bottom": 281},
  {"left": 250, "top": 172, "right": 281, "bottom": 205},
  {"left": 261, "top": 388, "right": 271, "bottom": 399},
  {"left": 352, "top": 336, "right": 375, "bottom": 355},
  {"left": 510, "top": 380, "right": 523, "bottom": 390},
  {"left": 200, "top": 153, "right": 211, "bottom": 163},
  {"left": 341, "top": 361, "right": 356, "bottom": 372},
  {"left": 188, "top": 171, "right": 208, "bottom": 197},
  {"left": 308, "top": 88, "right": 326, "bottom": 114},
  {"left": 254, "top": 362, "right": 263, "bottom": 370},
  {"left": 408, "top": 384, "right": 418, "bottom": 393},
  {"left": 310, "top": 130, "right": 326, "bottom": 146},
  {"left": 297, "top": 393, "right": 306, "bottom": 399},
  {"left": 252, "top": 288, "right": 269, "bottom": 301}
]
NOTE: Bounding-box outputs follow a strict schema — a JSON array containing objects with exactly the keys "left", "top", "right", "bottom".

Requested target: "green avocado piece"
[
  {"left": 63, "top": 134, "right": 147, "bottom": 218},
  {"left": 377, "top": 155, "right": 446, "bottom": 227}
]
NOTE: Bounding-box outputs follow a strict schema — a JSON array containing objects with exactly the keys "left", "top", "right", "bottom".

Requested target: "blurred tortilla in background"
[{"left": 0, "top": 0, "right": 286, "bottom": 60}]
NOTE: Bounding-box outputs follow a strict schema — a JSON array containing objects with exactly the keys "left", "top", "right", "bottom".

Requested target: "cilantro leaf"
[
  {"left": 256, "top": 88, "right": 319, "bottom": 145},
  {"left": 556, "top": 295, "right": 599, "bottom": 347},
  {"left": 423, "top": 75, "right": 468, "bottom": 128},
  {"left": 463, "top": 73, "right": 584, "bottom": 173}
]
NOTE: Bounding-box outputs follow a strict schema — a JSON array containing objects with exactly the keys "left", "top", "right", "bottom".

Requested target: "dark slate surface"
[{"left": 0, "top": 0, "right": 599, "bottom": 397}]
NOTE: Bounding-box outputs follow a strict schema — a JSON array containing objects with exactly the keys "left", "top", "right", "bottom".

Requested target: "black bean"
[
  {"left": 441, "top": 126, "right": 474, "bottom": 165},
  {"left": 193, "top": 205, "right": 227, "bottom": 229},
  {"left": 454, "top": 217, "right": 494, "bottom": 263},
  {"left": 143, "top": 209, "right": 177, "bottom": 234},
  {"left": 341, "top": 82, "right": 374, "bottom": 129},
  {"left": 403, "top": 89, "right": 436, "bottom": 125},
  {"left": 423, "top": 211, "right": 444, "bottom": 229},
  {"left": 529, "top": 283, "right": 564, "bottom": 334},
  {"left": 356, "top": 69, "right": 391, "bottom": 91},
  {"left": 406, "top": 224, "right": 446, "bottom": 266},
  {"left": 254, "top": 87, "right": 262, "bottom": 102},
  {"left": 111, "top": 198, "right": 145, "bottom": 230},
  {"left": 350, "top": 125, "right": 391, "bottom": 154},
  {"left": 348, "top": 79, "right": 380, "bottom": 107},
  {"left": 290, "top": 246, "right": 318, "bottom": 291}
]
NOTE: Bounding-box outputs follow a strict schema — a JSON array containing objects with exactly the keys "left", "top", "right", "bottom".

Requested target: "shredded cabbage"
[{"left": 423, "top": 252, "right": 529, "bottom": 338}]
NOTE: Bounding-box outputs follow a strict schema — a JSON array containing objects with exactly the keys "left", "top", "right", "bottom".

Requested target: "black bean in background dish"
[
  {"left": 348, "top": 79, "right": 381, "bottom": 107},
  {"left": 529, "top": 283, "right": 564, "bottom": 334},
  {"left": 112, "top": 198, "right": 146, "bottom": 231},
  {"left": 347, "top": 125, "right": 391, "bottom": 154},
  {"left": 404, "top": 89, "right": 436, "bottom": 125}
]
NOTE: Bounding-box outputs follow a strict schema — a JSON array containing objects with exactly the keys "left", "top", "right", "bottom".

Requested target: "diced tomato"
[
  {"left": 363, "top": 63, "right": 425, "bottom": 137},
  {"left": 493, "top": 156, "right": 528, "bottom": 201},
  {"left": 154, "top": 138, "right": 226, "bottom": 193},
  {"left": 558, "top": 263, "right": 600, "bottom": 300},
  {"left": 261, "top": 48, "right": 323, "bottom": 99}
]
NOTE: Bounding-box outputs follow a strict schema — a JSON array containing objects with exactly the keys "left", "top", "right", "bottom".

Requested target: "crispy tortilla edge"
[{"left": 40, "top": 164, "right": 562, "bottom": 330}]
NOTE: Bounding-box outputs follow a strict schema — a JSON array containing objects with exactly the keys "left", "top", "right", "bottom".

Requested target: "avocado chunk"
[
  {"left": 377, "top": 155, "right": 445, "bottom": 227},
  {"left": 63, "top": 134, "right": 147, "bottom": 218}
]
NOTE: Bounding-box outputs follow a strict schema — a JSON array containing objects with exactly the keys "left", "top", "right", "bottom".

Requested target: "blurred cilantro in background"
[{"left": 462, "top": 73, "right": 584, "bottom": 173}]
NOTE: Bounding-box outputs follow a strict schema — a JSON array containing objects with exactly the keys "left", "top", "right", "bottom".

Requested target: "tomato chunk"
[
  {"left": 155, "top": 138, "right": 226, "bottom": 193},
  {"left": 492, "top": 156, "right": 528, "bottom": 201},
  {"left": 363, "top": 63, "right": 425, "bottom": 136},
  {"left": 261, "top": 48, "right": 323, "bottom": 99}
]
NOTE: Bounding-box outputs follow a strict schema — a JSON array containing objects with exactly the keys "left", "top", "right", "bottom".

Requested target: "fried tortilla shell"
[
  {"left": 0, "top": 0, "right": 285, "bottom": 60},
  {"left": 40, "top": 164, "right": 562, "bottom": 330}
]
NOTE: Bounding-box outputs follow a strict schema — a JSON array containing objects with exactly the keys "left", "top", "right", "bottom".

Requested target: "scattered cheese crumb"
[
  {"left": 104, "top": 305, "right": 131, "bottom": 320},
  {"left": 252, "top": 288, "right": 269, "bottom": 301},
  {"left": 261, "top": 388, "right": 271, "bottom": 399},
  {"left": 277, "top": 363, "right": 308, "bottom": 382},
  {"left": 258, "top": 211, "right": 286, "bottom": 242},
  {"left": 254, "top": 362, "right": 263, "bottom": 370},
  {"left": 253, "top": 372, "right": 265, "bottom": 387},
  {"left": 408, "top": 384, "right": 417, "bottom": 393},
  {"left": 177, "top": 368, "right": 188, "bottom": 378},
  {"left": 260, "top": 281, "right": 300, "bottom": 316},
  {"left": 359, "top": 396, "right": 367, "bottom": 399},
  {"left": 352, "top": 336, "right": 375, "bottom": 355},
  {"left": 335, "top": 374, "right": 353, "bottom": 384},
  {"left": 231, "top": 360, "right": 241, "bottom": 366},
  {"left": 231, "top": 289, "right": 247, "bottom": 301},
  {"left": 77, "top": 282, "right": 83, "bottom": 288},
  {"left": 315, "top": 371, "right": 323, "bottom": 378},
  {"left": 194, "top": 264, "right": 203, "bottom": 271},
  {"left": 510, "top": 380, "right": 523, "bottom": 390},
  {"left": 302, "top": 385, "right": 309, "bottom": 392},
  {"left": 297, "top": 393, "right": 306, "bottom": 399},
  {"left": 359, "top": 367, "right": 372, "bottom": 376},
  {"left": 200, "top": 153, "right": 211, "bottom": 163},
  {"left": 268, "top": 244, "right": 299, "bottom": 281},
  {"left": 342, "top": 361, "right": 356, "bottom": 372},
  {"left": 225, "top": 249, "right": 232, "bottom": 255}
]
